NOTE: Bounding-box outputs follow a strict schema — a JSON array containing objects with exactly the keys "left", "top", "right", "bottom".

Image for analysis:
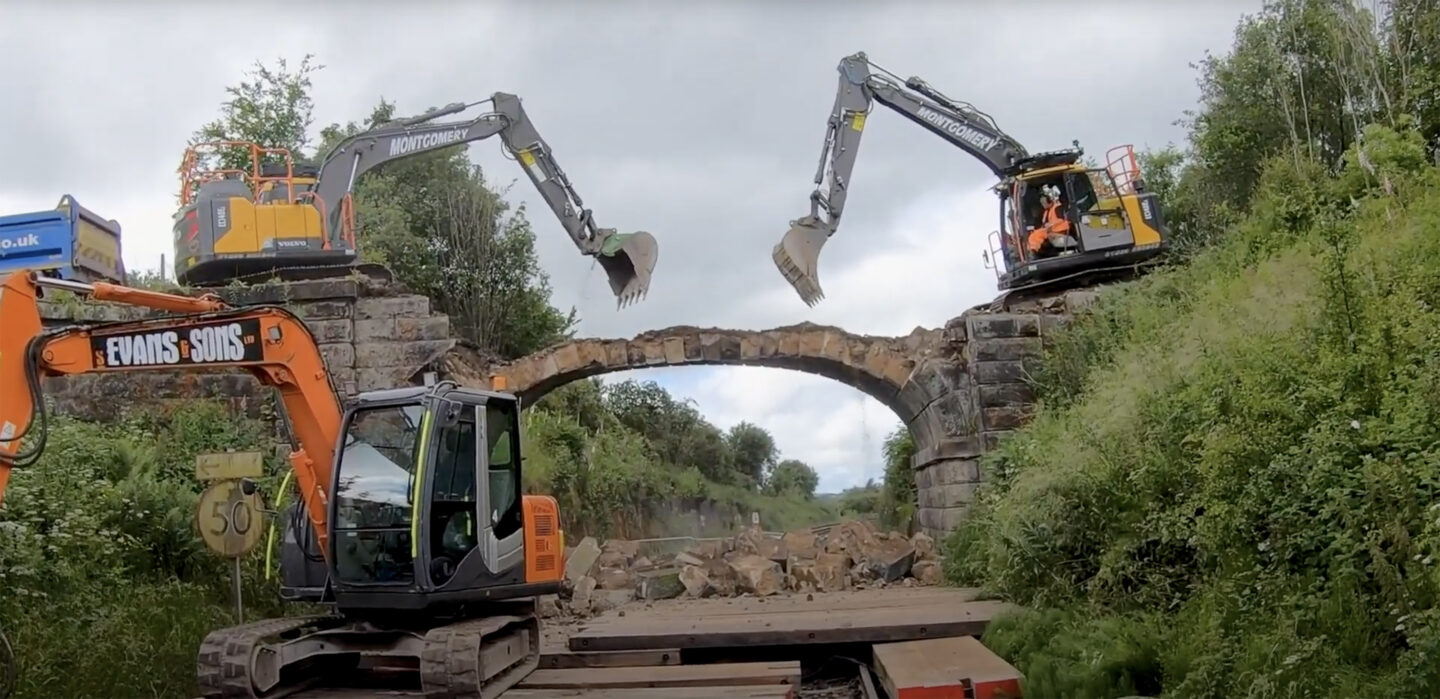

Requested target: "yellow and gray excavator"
[
  {"left": 774, "top": 52, "right": 1168, "bottom": 307},
  {"left": 175, "top": 92, "right": 659, "bottom": 308}
]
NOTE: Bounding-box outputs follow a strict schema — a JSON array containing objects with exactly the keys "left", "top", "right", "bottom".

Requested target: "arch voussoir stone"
[{"left": 485, "top": 323, "right": 927, "bottom": 423}]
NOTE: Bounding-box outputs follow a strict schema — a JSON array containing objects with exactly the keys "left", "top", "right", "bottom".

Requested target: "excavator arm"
[
  {"left": 313, "top": 92, "right": 659, "bottom": 308},
  {"left": 773, "top": 52, "right": 1035, "bottom": 306},
  {"left": 0, "top": 270, "right": 342, "bottom": 559}
]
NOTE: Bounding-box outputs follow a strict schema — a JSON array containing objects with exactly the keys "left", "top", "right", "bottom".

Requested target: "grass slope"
[{"left": 944, "top": 129, "right": 1440, "bottom": 697}]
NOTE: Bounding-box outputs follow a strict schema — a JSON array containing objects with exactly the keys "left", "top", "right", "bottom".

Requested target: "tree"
[
  {"left": 602, "top": 380, "right": 735, "bottom": 483},
  {"left": 726, "top": 422, "right": 777, "bottom": 488},
  {"left": 765, "top": 459, "right": 819, "bottom": 499},
  {"left": 877, "top": 427, "right": 916, "bottom": 533},
  {"left": 189, "top": 55, "right": 324, "bottom": 179}
]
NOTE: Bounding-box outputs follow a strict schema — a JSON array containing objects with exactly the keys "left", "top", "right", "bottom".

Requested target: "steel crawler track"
[
  {"left": 197, "top": 615, "right": 337, "bottom": 698},
  {"left": 196, "top": 610, "right": 540, "bottom": 699},
  {"left": 418, "top": 613, "right": 540, "bottom": 698}
]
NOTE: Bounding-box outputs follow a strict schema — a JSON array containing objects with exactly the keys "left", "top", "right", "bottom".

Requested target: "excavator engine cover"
[
  {"left": 597, "top": 230, "right": 659, "bottom": 308},
  {"left": 772, "top": 216, "right": 830, "bottom": 307}
]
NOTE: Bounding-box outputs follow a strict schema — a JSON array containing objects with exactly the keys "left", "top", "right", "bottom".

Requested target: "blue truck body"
[{"left": 0, "top": 195, "right": 126, "bottom": 284}]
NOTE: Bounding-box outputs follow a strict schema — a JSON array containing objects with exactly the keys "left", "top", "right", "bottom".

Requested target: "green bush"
[{"left": 944, "top": 126, "right": 1440, "bottom": 696}]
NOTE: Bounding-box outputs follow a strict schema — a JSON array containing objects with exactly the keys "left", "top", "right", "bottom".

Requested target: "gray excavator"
[
  {"left": 774, "top": 52, "right": 1168, "bottom": 307},
  {"left": 175, "top": 92, "right": 659, "bottom": 308}
]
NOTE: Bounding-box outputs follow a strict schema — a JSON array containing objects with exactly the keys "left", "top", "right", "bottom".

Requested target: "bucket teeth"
[
  {"left": 597, "top": 230, "right": 658, "bottom": 309},
  {"left": 772, "top": 218, "right": 830, "bottom": 307}
]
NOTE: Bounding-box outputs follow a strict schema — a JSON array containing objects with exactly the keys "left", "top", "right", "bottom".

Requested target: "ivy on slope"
[{"left": 943, "top": 125, "right": 1440, "bottom": 697}]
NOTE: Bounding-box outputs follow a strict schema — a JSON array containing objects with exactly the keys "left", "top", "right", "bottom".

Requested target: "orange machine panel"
[{"left": 522, "top": 494, "right": 563, "bottom": 583}]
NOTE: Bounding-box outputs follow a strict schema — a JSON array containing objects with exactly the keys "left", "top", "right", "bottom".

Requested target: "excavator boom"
[
  {"left": 0, "top": 271, "right": 342, "bottom": 557},
  {"left": 313, "top": 93, "right": 659, "bottom": 308}
]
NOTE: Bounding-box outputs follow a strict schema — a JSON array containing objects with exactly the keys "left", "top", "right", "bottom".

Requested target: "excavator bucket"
[
  {"left": 597, "top": 231, "right": 659, "bottom": 308},
  {"left": 772, "top": 217, "right": 830, "bottom": 307}
]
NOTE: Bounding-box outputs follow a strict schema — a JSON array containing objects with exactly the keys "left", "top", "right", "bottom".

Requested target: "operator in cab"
[{"left": 1028, "top": 184, "right": 1070, "bottom": 258}]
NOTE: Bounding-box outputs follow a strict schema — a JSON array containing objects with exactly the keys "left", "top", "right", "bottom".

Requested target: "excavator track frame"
[
  {"left": 182, "top": 261, "right": 396, "bottom": 289},
  {"left": 196, "top": 602, "right": 540, "bottom": 698}
]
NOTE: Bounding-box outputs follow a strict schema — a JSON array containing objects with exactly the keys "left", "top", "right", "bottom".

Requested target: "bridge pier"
[{"left": 905, "top": 292, "right": 1095, "bottom": 540}]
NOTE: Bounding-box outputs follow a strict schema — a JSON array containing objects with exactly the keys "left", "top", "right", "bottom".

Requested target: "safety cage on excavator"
[
  {"left": 983, "top": 144, "right": 1146, "bottom": 278},
  {"left": 176, "top": 140, "right": 356, "bottom": 252}
]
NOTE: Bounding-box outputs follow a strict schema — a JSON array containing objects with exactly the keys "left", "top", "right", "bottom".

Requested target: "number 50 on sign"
[{"left": 196, "top": 479, "right": 264, "bottom": 558}]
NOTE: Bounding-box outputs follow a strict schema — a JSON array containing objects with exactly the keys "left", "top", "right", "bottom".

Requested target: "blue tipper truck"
[{"left": 0, "top": 194, "right": 126, "bottom": 284}]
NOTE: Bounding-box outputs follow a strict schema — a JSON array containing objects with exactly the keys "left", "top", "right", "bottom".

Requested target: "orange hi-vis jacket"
[{"left": 1028, "top": 201, "right": 1070, "bottom": 253}]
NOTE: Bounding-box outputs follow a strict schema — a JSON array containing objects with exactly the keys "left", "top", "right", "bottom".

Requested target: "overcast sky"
[{"left": 0, "top": 0, "right": 1260, "bottom": 493}]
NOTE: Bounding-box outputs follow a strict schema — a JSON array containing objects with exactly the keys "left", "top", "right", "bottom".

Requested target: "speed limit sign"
[{"left": 196, "top": 480, "right": 264, "bottom": 558}]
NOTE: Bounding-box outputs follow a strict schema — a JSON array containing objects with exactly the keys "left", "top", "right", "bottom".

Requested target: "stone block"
[
  {"left": 912, "top": 437, "right": 984, "bottom": 469},
  {"left": 983, "top": 430, "right": 1015, "bottom": 451},
  {"left": 983, "top": 406, "right": 1030, "bottom": 431},
  {"left": 796, "top": 330, "right": 826, "bottom": 357},
  {"left": 355, "top": 295, "right": 429, "bottom": 320},
  {"left": 355, "top": 367, "right": 416, "bottom": 392},
  {"left": 305, "top": 318, "right": 353, "bottom": 344},
  {"left": 881, "top": 355, "right": 916, "bottom": 391},
  {"left": 565, "top": 536, "right": 602, "bottom": 583},
  {"left": 939, "top": 506, "right": 971, "bottom": 531},
  {"left": 292, "top": 300, "right": 353, "bottom": 320},
  {"left": 354, "top": 318, "right": 395, "bottom": 343},
  {"left": 637, "top": 568, "right": 685, "bottom": 600},
  {"left": 394, "top": 316, "right": 451, "bottom": 342},
  {"left": 966, "top": 313, "right": 1041, "bottom": 340},
  {"left": 979, "top": 382, "right": 1034, "bottom": 409},
  {"left": 777, "top": 331, "right": 800, "bottom": 356},
  {"left": 818, "top": 331, "right": 849, "bottom": 362},
  {"left": 921, "top": 391, "right": 979, "bottom": 440},
  {"left": 601, "top": 340, "right": 627, "bottom": 367},
  {"left": 969, "top": 337, "right": 1044, "bottom": 362},
  {"left": 575, "top": 340, "right": 609, "bottom": 369},
  {"left": 662, "top": 336, "right": 686, "bottom": 363},
  {"left": 973, "top": 360, "right": 1029, "bottom": 385},
  {"left": 320, "top": 343, "right": 356, "bottom": 369},
  {"left": 352, "top": 339, "right": 456, "bottom": 369},
  {"left": 642, "top": 340, "right": 665, "bottom": 365},
  {"left": 914, "top": 464, "right": 933, "bottom": 490},
  {"left": 894, "top": 381, "right": 936, "bottom": 420},
  {"left": 551, "top": 343, "right": 584, "bottom": 374},
  {"left": 924, "top": 482, "right": 979, "bottom": 508},
  {"left": 739, "top": 336, "right": 762, "bottom": 360},
  {"left": 904, "top": 357, "right": 966, "bottom": 407}
]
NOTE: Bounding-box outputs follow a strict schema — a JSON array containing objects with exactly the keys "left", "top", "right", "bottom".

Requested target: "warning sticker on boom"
[{"left": 91, "top": 318, "right": 263, "bottom": 368}]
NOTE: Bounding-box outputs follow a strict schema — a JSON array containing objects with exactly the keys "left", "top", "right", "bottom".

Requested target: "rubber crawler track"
[
  {"left": 418, "top": 613, "right": 539, "bottom": 699},
  {"left": 196, "top": 615, "right": 335, "bottom": 699}
]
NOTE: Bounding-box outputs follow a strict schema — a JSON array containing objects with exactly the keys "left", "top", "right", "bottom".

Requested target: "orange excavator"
[{"left": 0, "top": 269, "right": 564, "bottom": 697}]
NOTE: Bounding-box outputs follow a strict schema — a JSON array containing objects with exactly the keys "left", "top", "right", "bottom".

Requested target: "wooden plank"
[
  {"left": 516, "top": 661, "right": 800, "bottom": 690},
  {"left": 858, "top": 663, "right": 881, "bottom": 699},
  {"left": 503, "top": 688, "right": 792, "bottom": 698},
  {"left": 569, "top": 599, "right": 1012, "bottom": 652},
  {"left": 873, "top": 636, "right": 1023, "bottom": 699},
  {"left": 586, "top": 587, "right": 978, "bottom": 622},
  {"left": 539, "top": 648, "right": 681, "bottom": 669}
]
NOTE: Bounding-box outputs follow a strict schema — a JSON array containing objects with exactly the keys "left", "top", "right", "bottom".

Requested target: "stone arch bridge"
[{"left": 438, "top": 294, "right": 1094, "bottom": 537}]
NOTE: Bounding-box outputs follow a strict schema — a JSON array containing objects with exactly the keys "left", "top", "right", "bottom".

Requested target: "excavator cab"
[
  {"left": 987, "top": 145, "right": 1168, "bottom": 294},
  {"left": 279, "top": 382, "right": 561, "bottom": 614}
]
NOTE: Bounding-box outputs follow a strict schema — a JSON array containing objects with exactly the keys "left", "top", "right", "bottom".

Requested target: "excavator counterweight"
[
  {"left": 176, "top": 92, "right": 658, "bottom": 308},
  {"left": 0, "top": 269, "right": 565, "bottom": 697},
  {"left": 777, "top": 52, "right": 1168, "bottom": 306}
]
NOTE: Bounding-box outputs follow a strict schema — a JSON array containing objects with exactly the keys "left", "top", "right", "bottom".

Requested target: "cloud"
[{"left": 0, "top": 0, "right": 1260, "bottom": 491}]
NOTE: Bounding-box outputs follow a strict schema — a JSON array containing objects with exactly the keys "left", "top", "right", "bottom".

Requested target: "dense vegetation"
[
  {"left": 0, "top": 56, "right": 856, "bottom": 698},
  {"left": 946, "top": 1, "right": 1440, "bottom": 696}
]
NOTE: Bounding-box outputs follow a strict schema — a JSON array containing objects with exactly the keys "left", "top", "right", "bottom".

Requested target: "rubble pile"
[{"left": 550, "top": 519, "right": 946, "bottom": 617}]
